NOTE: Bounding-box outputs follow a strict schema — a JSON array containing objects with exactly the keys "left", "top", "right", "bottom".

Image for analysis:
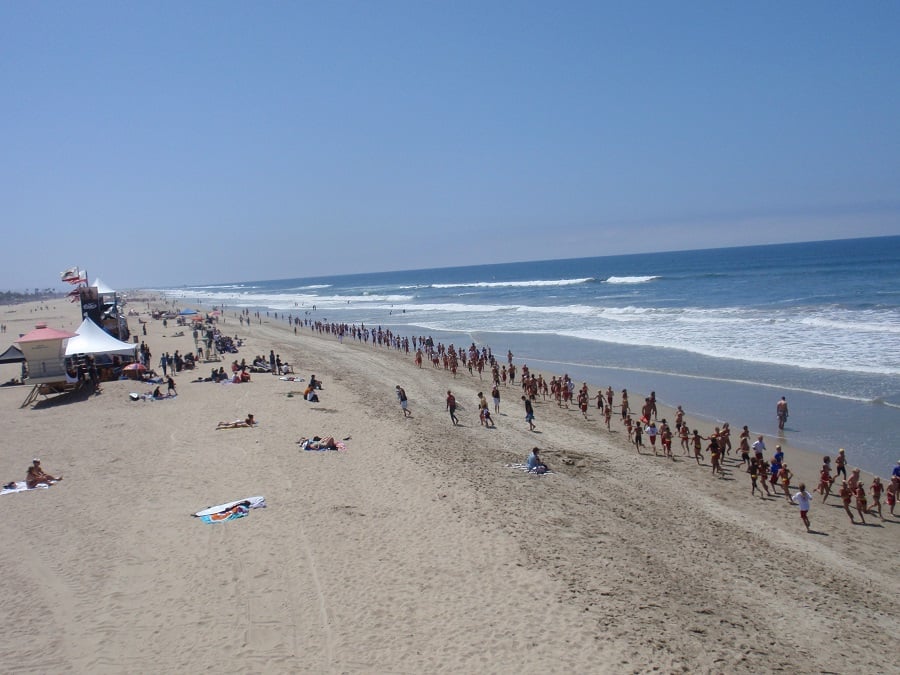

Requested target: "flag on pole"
[{"left": 61, "top": 266, "right": 86, "bottom": 284}]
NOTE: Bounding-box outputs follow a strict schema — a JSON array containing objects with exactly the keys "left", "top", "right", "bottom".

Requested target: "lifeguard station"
[{"left": 16, "top": 324, "right": 80, "bottom": 407}]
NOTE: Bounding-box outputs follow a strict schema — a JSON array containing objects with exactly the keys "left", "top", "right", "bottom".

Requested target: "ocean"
[{"left": 157, "top": 235, "right": 900, "bottom": 477}]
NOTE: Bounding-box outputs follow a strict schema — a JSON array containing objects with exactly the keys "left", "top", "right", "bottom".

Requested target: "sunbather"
[
  {"left": 216, "top": 414, "right": 255, "bottom": 429},
  {"left": 26, "top": 458, "right": 62, "bottom": 488},
  {"left": 297, "top": 436, "right": 338, "bottom": 450}
]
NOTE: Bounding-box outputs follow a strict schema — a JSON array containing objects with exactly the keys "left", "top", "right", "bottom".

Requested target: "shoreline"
[
  {"left": 155, "top": 290, "right": 898, "bottom": 476},
  {"left": 1, "top": 297, "right": 897, "bottom": 672}
]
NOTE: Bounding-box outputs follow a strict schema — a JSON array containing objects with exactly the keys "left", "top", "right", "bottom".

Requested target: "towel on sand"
[
  {"left": 505, "top": 463, "right": 553, "bottom": 475},
  {"left": 199, "top": 505, "right": 250, "bottom": 523},
  {"left": 193, "top": 496, "right": 266, "bottom": 518},
  {"left": 1, "top": 481, "right": 51, "bottom": 495}
]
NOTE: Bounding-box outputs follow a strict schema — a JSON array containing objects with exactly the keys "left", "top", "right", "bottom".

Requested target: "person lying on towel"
[
  {"left": 297, "top": 436, "right": 338, "bottom": 450},
  {"left": 216, "top": 414, "right": 256, "bottom": 429},
  {"left": 26, "top": 458, "right": 62, "bottom": 488}
]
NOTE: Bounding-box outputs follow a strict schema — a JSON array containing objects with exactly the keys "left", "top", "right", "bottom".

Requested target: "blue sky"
[{"left": 2, "top": 1, "right": 898, "bottom": 290}]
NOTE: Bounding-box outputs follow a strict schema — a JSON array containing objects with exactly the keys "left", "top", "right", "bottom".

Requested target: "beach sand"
[{"left": 0, "top": 299, "right": 897, "bottom": 674}]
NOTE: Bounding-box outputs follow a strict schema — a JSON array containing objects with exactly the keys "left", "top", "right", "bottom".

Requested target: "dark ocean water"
[{"left": 158, "top": 235, "right": 900, "bottom": 476}]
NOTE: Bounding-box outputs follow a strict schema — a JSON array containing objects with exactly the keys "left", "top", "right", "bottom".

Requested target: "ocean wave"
[
  {"left": 159, "top": 288, "right": 413, "bottom": 309},
  {"left": 403, "top": 304, "right": 900, "bottom": 376},
  {"left": 604, "top": 276, "right": 660, "bottom": 284},
  {"left": 431, "top": 278, "right": 594, "bottom": 289}
]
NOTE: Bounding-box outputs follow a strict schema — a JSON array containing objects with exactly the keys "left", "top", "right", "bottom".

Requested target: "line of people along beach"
[{"left": 283, "top": 315, "right": 899, "bottom": 533}]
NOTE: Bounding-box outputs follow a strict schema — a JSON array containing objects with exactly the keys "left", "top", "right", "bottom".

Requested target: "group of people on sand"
[{"left": 383, "top": 336, "right": 898, "bottom": 534}]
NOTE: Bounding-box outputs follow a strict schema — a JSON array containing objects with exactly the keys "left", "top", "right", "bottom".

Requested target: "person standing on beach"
[
  {"left": 491, "top": 385, "right": 501, "bottom": 414},
  {"left": 776, "top": 396, "right": 789, "bottom": 430},
  {"left": 791, "top": 483, "right": 814, "bottom": 532},
  {"left": 446, "top": 390, "right": 459, "bottom": 426},
  {"left": 396, "top": 385, "right": 411, "bottom": 418},
  {"left": 522, "top": 396, "right": 536, "bottom": 431}
]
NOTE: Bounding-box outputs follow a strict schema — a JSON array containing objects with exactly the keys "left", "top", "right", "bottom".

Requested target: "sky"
[{"left": 2, "top": 1, "right": 899, "bottom": 290}]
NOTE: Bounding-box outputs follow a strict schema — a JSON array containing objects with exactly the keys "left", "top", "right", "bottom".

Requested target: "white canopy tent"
[
  {"left": 65, "top": 317, "right": 136, "bottom": 357},
  {"left": 92, "top": 278, "right": 116, "bottom": 294}
]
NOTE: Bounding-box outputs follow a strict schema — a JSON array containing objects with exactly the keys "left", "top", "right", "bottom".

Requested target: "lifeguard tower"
[{"left": 16, "top": 323, "right": 80, "bottom": 407}]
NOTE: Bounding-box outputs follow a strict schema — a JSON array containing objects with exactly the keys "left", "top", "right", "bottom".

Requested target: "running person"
[{"left": 791, "top": 483, "right": 814, "bottom": 532}]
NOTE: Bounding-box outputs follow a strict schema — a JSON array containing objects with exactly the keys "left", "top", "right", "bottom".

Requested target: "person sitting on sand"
[
  {"left": 26, "top": 458, "right": 62, "bottom": 489},
  {"left": 216, "top": 414, "right": 255, "bottom": 429},
  {"left": 526, "top": 447, "right": 548, "bottom": 474}
]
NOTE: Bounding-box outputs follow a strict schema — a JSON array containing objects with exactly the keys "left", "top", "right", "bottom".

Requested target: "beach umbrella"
[
  {"left": 179, "top": 309, "right": 198, "bottom": 316},
  {"left": 123, "top": 362, "right": 146, "bottom": 380}
]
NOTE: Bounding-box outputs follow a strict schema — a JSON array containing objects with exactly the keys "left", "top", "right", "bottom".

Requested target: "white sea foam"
[
  {"left": 604, "top": 276, "right": 660, "bottom": 284},
  {"left": 160, "top": 288, "right": 413, "bottom": 310},
  {"left": 399, "top": 302, "right": 900, "bottom": 376},
  {"left": 431, "top": 278, "right": 594, "bottom": 289}
]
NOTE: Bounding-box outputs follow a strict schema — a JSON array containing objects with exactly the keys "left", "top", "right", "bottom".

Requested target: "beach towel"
[
  {"left": 193, "top": 495, "right": 266, "bottom": 518},
  {"left": 505, "top": 463, "right": 553, "bottom": 475},
  {"left": 1, "top": 481, "right": 51, "bottom": 495},
  {"left": 199, "top": 504, "right": 250, "bottom": 523}
]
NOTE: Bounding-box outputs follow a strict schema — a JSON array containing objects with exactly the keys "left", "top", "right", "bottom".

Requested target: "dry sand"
[{"left": 0, "top": 298, "right": 897, "bottom": 674}]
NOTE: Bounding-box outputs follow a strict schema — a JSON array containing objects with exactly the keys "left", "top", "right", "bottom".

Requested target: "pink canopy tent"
[{"left": 17, "top": 325, "right": 78, "bottom": 342}]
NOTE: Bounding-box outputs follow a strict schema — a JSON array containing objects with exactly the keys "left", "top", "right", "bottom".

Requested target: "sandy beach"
[{"left": 1, "top": 298, "right": 897, "bottom": 674}]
